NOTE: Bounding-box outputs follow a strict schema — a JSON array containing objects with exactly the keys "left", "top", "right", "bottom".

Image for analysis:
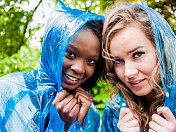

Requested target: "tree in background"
[
  {"left": 0, "top": 0, "right": 44, "bottom": 76},
  {"left": 0, "top": 0, "right": 175, "bottom": 117}
]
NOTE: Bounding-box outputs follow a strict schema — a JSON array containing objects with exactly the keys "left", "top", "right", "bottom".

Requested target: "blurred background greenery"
[{"left": 0, "top": 0, "right": 175, "bottom": 118}]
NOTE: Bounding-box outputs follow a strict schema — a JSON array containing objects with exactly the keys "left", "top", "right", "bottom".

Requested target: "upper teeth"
[
  {"left": 132, "top": 80, "right": 141, "bottom": 84},
  {"left": 65, "top": 74, "right": 78, "bottom": 81}
]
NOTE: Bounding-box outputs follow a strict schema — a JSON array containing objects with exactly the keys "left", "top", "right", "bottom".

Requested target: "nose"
[
  {"left": 124, "top": 61, "right": 138, "bottom": 79},
  {"left": 71, "top": 60, "right": 85, "bottom": 74}
]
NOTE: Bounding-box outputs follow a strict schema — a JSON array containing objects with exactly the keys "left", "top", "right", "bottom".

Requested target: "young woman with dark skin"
[
  {"left": 51, "top": 20, "right": 104, "bottom": 131},
  {"left": 0, "top": 1, "right": 104, "bottom": 131}
]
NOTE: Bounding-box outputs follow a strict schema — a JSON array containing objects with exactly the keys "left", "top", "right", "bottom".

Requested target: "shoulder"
[
  {"left": 101, "top": 94, "right": 126, "bottom": 132},
  {"left": 0, "top": 71, "right": 38, "bottom": 99},
  {"left": 0, "top": 72, "right": 25, "bottom": 92},
  {"left": 102, "top": 93, "right": 127, "bottom": 122}
]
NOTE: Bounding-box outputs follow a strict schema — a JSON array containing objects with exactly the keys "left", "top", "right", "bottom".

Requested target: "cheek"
[
  {"left": 86, "top": 66, "right": 95, "bottom": 78},
  {"left": 140, "top": 56, "right": 157, "bottom": 75},
  {"left": 114, "top": 67, "right": 124, "bottom": 80}
]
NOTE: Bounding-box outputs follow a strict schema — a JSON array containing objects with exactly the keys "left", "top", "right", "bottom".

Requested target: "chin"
[{"left": 61, "top": 83, "right": 78, "bottom": 91}]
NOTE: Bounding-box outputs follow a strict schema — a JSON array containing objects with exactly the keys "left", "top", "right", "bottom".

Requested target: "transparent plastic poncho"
[
  {"left": 101, "top": 2, "right": 176, "bottom": 132},
  {"left": 0, "top": 0, "right": 104, "bottom": 131}
]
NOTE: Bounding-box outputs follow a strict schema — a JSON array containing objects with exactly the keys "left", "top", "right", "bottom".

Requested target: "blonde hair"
[{"left": 102, "top": 6, "right": 165, "bottom": 131}]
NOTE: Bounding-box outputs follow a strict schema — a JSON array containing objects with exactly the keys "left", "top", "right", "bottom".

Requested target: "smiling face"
[
  {"left": 61, "top": 29, "right": 100, "bottom": 91},
  {"left": 110, "top": 24, "right": 158, "bottom": 97}
]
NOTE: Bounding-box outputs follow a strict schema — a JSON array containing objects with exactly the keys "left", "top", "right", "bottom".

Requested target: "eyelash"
[
  {"left": 87, "top": 59, "right": 96, "bottom": 65},
  {"left": 113, "top": 52, "right": 144, "bottom": 65},
  {"left": 65, "top": 50, "right": 75, "bottom": 58},
  {"left": 65, "top": 50, "right": 97, "bottom": 65},
  {"left": 133, "top": 52, "right": 144, "bottom": 58},
  {"left": 114, "top": 59, "right": 124, "bottom": 65}
]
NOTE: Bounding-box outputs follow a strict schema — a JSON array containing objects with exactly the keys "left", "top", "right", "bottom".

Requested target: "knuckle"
[
  {"left": 163, "top": 107, "right": 169, "bottom": 112},
  {"left": 56, "top": 104, "right": 62, "bottom": 110},
  {"left": 62, "top": 108, "right": 69, "bottom": 114},
  {"left": 69, "top": 94, "right": 73, "bottom": 99}
]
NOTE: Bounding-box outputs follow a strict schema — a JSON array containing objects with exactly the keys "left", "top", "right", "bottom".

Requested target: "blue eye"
[
  {"left": 114, "top": 59, "right": 124, "bottom": 65},
  {"left": 65, "top": 50, "right": 75, "bottom": 58},
  {"left": 133, "top": 52, "right": 144, "bottom": 58}
]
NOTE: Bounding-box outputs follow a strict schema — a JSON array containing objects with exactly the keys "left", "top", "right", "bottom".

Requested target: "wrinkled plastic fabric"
[
  {"left": 0, "top": 0, "right": 104, "bottom": 131},
  {"left": 101, "top": 2, "right": 176, "bottom": 132}
]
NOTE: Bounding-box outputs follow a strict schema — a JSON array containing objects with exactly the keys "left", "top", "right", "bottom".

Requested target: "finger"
[
  {"left": 123, "top": 127, "right": 140, "bottom": 132},
  {"left": 71, "top": 103, "right": 80, "bottom": 116},
  {"left": 55, "top": 94, "right": 74, "bottom": 110},
  {"left": 120, "top": 119, "right": 139, "bottom": 130},
  {"left": 78, "top": 95, "right": 92, "bottom": 124},
  {"left": 75, "top": 92, "right": 93, "bottom": 102},
  {"left": 63, "top": 98, "right": 78, "bottom": 112},
  {"left": 118, "top": 112, "right": 134, "bottom": 127},
  {"left": 53, "top": 90, "right": 69, "bottom": 105},
  {"left": 157, "top": 107, "right": 175, "bottom": 122},
  {"left": 119, "top": 107, "right": 132, "bottom": 120},
  {"left": 78, "top": 94, "right": 93, "bottom": 107},
  {"left": 151, "top": 114, "right": 169, "bottom": 127},
  {"left": 149, "top": 129, "right": 155, "bottom": 132},
  {"left": 75, "top": 88, "right": 92, "bottom": 100},
  {"left": 75, "top": 87, "right": 85, "bottom": 92},
  {"left": 149, "top": 121, "right": 164, "bottom": 132}
]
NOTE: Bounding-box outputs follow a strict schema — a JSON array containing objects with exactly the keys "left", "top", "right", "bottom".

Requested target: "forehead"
[
  {"left": 68, "top": 29, "right": 100, "bottom": 56},
  {"left": 110, "top": 25, "right": 154, "bottom": 55}
]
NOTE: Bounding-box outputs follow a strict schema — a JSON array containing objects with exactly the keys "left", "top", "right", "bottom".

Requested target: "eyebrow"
[
  {"left": 67, "top": 43, "right": 99, "bottom": 58},
  {"left": 128, "top": 46, "right": 144, "bottom": 54},
  {"left": 112, "top": 46, "right": 144, "bottom": 59},
  {"left": 67, "top": 43, "right": 79, "bottom": 52}
]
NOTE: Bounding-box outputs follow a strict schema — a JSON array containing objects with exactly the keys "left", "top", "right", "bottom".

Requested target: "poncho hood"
[
  {"left": 40, "top": 0, "right": 104, "bottom": 90},
  {"left": 0, "top": 0, "right": 104, "bottom": 131},
  {"left": 110, "top": 1, "right": 176, "bottom": 112}
]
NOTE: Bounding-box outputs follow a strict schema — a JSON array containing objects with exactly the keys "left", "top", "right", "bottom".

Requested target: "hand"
[
  {"left": 149, "top": 107, "right": 176, "bottom": 132},
  {"left": 52, "top": 90, "right": 80, "bottom": 131},
  {"left": 75, "top": 87, "right": 93, "bottom": 126},
  {"left": 117, "top": 107, "right": 140, "bottom": 132}
]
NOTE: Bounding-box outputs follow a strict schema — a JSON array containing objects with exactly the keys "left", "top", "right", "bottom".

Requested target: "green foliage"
[
  {"left": 147, "top": 0, "right": 176, "bottom": 34},
  {"left": 0, "top": 46, "right": 41, "bottom": 77},
  {"left": 89, "top": 80, "right": 112, "bottom": 118},
  {"left": 0, "top": 0, "right": 42, "bottom": 59},
  {"left": 62, "top": 0, "right": 116, "bottom": 15}
]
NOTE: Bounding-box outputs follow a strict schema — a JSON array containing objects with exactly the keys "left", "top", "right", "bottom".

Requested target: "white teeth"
[
  {"left": 132, "top": 80, "right": 141, "bottom": 84},
  {"left": 65, "top": 74, "right": 78, "bottom": 81}
]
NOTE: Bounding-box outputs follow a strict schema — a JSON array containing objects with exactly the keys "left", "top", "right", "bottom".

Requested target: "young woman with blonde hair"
[{"left": 101, "top": 2, "right": 176, "bottom": 132}]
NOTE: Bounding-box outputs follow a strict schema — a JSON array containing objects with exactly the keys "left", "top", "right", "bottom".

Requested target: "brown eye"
[
  {"left": 65, "top": 50, "right": 75, "bottom": 58},
  {"left": 87, "top": 59, "right": 96, "bottom": 65}
]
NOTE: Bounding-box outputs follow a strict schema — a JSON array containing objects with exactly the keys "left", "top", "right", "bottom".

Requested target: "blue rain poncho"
[
  {"left": 101, "top": 2, "right": 176, "bottom": 132},
  {"left": 0, "top": 0, "right": 104, "bottom": 131}
]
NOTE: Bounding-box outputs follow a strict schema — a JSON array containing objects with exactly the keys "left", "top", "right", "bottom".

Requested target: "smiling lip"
[
  {"left": 63, "top": 73, "right": 82, "bottom": 85},
  {"left": 129, "top": 79, "right": 145, "bottom": 88}
]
